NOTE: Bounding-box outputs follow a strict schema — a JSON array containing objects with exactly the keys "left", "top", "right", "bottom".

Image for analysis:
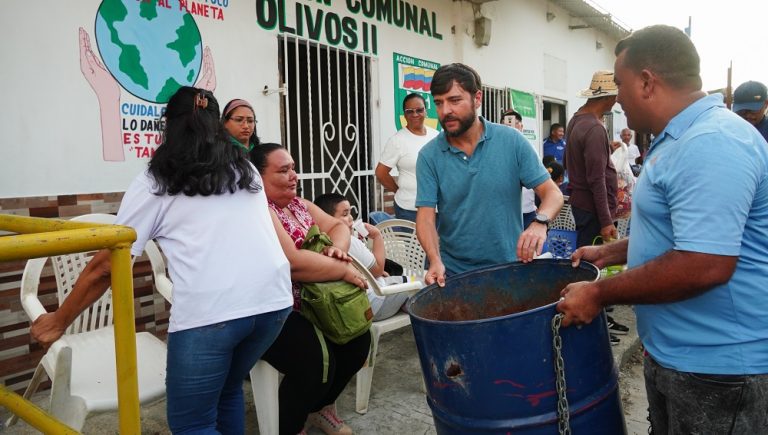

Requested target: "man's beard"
[{"left": 440, "top": 113, "right": 476, "bottom": 138}]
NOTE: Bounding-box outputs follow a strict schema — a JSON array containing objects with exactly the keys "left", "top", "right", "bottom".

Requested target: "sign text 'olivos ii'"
[{"left": 256, "top": 0, "right": 444, "bottom": 55}]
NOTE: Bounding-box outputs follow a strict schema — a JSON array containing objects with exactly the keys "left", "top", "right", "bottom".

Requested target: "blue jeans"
[
  {"left": 166, "top": 307, "right": 291, "bottom": 434},
  {"left": 395, "top": 203, "right": 439, "bottom": 230},
  {"left": 393, "top": 202, "right": 417, "bottom": 222},
  {"left": 644, "top": 353, "right": 768, "bottom": 434}
]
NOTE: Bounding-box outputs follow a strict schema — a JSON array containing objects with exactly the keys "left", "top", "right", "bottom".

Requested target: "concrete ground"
[
  {"left": 621, "top": 350, "right": 651, "bottom": 435},
  {"left": 2, "top": 306, "right": 648, "bottom": 434}
]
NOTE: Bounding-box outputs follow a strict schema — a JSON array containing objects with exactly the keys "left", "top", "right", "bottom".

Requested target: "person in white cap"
[
  {"left": 564, "top": 70, "right": 619, "bottom": 248},
  {"left": 732, "top": 80, "right": 768, "bottom": 142}
]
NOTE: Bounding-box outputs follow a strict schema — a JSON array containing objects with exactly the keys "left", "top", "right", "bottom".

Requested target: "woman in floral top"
[{"left": 252, "top": 143, "right": 371, "bottom": 435}]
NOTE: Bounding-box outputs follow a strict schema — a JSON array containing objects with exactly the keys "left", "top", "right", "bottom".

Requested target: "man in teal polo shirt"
[
  {"left": 557, "top": 25, "right": 768, "bottom": 433},
  {"left": 415, "top": 63, "right": 564, "bottom": 285}
]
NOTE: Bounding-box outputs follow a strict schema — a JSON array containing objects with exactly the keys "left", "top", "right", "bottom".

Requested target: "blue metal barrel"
[{"left": 407, "top": 259, "right": 626, "bottom": 434}]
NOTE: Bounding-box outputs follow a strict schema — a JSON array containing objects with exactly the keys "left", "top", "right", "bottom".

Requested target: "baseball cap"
[{"left": 733, "top": 81, "right": 767, "bottom": 112}]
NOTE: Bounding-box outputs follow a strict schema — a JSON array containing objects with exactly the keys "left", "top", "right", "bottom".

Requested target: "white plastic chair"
[
  {"left": 616, "top": 217, "right": 630, "bottom": 239},
  {"left": 352, "top": 218, "right": 427, "bottom": 414},
  {"left": 249, "top": 359, "right": 281, "bottom": 435},
  {"left": 550, "top": 202, "right": 577, "bottom": 231},
  {"left": 375, "top": 219, "right": 426, "bottom": 278},
  {"left": 248, "top": 257, "right": 423, "bottom": 432},
  {"left": 349, "top": 256, "right": 422, "bottom": 414},
  {"left": 7, "top": 213, "right": 171, "bottom": 431}
]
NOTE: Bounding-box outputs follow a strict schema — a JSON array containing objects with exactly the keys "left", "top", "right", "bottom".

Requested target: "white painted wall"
[
  {"left": 0, "top": 0, "right": 626, "bottom": 198},
  {"left": 2, "top": 0, "right": 288, "bottom": 197},
  {"left": 456, "top": 0, "right": 622, "bottom": 120}
]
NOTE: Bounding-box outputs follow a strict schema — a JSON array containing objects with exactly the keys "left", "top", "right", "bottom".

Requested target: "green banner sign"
[
  {"left": 510, "top": 89, "right": 536, "bottom": 118},
  {"left": 509, "top": 88, "right": 538, "bottom": 142},
  {"left": 392, "top": 52, "right": 440, "bottom": 130}
]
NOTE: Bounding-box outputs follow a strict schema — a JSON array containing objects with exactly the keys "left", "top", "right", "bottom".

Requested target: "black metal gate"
[{"left": 278, "top": 35, "right": 375, "bottom": 220}]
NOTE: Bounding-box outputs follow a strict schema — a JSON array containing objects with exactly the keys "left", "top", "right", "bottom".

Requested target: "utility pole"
[{"left": 725, "top": 61, "right": 733, "bottom": 109}]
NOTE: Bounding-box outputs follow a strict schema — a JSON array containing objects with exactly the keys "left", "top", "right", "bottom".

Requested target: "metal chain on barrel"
[{"left": 552, "top": 313, "right": 571, "bottom": 435}]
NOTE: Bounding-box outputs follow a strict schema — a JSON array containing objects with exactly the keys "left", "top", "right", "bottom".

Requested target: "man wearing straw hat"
[
  {"left": 564, "top": 70, "right": 618, "bottom": 248},
  {"left": 558, "top": 25, "right": 768, "bottom": 433}
]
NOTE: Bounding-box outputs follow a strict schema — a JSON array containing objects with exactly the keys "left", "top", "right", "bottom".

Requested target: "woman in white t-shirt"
[
  {"left": 29, "top": 87, "right": 364, "bottom": 433},
  {"left": 375, "top": 93, "right": 439, "bottom": 221}
]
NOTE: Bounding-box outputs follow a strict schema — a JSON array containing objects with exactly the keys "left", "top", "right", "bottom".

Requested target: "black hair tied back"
[{"left": 148, "top": 86, "right": 261, "bottom": 196}]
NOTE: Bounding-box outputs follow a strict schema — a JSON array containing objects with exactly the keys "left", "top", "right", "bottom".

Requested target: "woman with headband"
[{"left": 222, "top": 98, "right": 260, "bottom": 151}]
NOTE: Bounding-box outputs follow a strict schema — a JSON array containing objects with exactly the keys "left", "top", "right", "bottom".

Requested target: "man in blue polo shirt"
[
  {"left": 557, "top": 25, "right": 768, "bottom": 433},
  {"left": 543, "top": 123, "right": 566, "bottom": 164},
  {"left": 415, "top": 63, "right": 563, "bottom": 285}
]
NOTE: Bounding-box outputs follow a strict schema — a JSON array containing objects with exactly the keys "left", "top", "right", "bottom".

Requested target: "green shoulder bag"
[{"left": 300, "top": 225, "right": 373, "bottom": 345}]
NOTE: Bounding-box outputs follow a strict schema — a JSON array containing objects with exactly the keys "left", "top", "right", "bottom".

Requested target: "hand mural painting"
[
  {"left": 81, "top": 0, "right": 218, "bottom": 161},
  {"left": 195, "top": 46, "right": 216, "bottom": 92},
  {"left": 80, "top": 27, "right": 123, "bottom": 161}
]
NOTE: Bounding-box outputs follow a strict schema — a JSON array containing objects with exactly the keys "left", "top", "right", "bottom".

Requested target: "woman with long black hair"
[{"left": 30, "top": 86, "right": 364, "bottom": 434}]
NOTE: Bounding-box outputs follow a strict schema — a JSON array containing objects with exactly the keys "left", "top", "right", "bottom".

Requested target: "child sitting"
[
  {"left": 536, "top": 161, "right": 569, "bottom": 208},
  {"left": 313, "top": 193, "right": 411, "bottom": 321},
  {"left": 546, "top": 160, "right": 568, "bottom": 195}
]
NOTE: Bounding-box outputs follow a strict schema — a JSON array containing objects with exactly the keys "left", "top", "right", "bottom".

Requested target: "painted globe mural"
[{"left": 95, "top": 0, "right": 202, "bottom": 103}]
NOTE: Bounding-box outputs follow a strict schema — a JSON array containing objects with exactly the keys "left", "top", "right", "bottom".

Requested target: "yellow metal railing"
[
  {"left": 0, "top": 386, "right": 78, "bottom": 434},
  {"left": 0, "top": 214, "right": 140, "bottom": 434}
]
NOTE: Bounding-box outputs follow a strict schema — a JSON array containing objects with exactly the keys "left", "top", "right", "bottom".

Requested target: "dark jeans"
[
  {"left": 571, "top": 205, "right": 603, "bottom": 247},
  {"left": 261, "top": 311, "right": 371, "bottom": 435},
  {"left": 644, "top": 353, "right": 768, "bottom": 434},
  {"left": 393, "top": 202, "right": 417, "bottom": 222},
  {"left": 394, "top": 202, "right": 438, "bottom": 234}
]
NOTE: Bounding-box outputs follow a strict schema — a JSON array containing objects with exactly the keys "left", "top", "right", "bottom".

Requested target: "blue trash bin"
[{"left": 407, "top": 259, "right": 626, "bottom": 434}]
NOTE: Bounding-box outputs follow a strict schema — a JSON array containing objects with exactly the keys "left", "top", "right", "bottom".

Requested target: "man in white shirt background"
[{"left": 620, "top": 128, "right": 641, "bottom": 164}]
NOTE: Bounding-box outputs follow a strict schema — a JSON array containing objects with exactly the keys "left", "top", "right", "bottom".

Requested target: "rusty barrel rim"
[{"left": 407, "top": 259, "right": 600, "bottom": 325}]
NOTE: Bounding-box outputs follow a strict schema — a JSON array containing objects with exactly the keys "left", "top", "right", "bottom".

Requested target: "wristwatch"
[{"left": 533, "top": 212, "right": 550, "bottom": 226}]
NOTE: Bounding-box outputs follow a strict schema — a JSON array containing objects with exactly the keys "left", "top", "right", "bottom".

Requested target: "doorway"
[{"left": 542, "top": 99, "right": 567, "bottom": 142}]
